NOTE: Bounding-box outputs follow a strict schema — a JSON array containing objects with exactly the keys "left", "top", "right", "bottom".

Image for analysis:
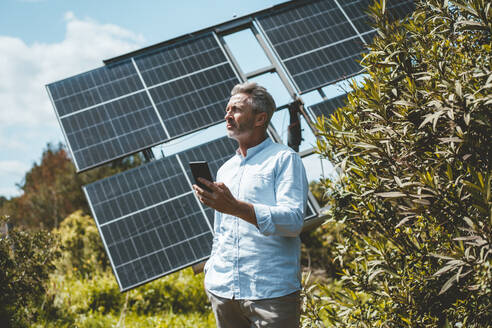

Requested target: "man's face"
[{"left": 224, "top": 93, "right": 257, "bottom": 140}]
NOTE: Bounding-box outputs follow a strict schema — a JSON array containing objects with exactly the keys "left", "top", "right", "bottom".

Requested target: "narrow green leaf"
[
  {"left": 439, "top": 272, "right": 459, "bottom": 294},
  {"left": 376, "top": 191, "right": 406, "bottom": 198}
]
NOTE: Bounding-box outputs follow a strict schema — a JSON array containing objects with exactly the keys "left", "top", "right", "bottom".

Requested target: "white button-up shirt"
[{"left": 204, "top": 137, "right": 308, "bottom": 299}]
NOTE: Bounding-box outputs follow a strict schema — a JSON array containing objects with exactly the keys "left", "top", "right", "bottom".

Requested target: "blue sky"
[{"left": 0, "top": 0, "right": 337, "bottom": 198}]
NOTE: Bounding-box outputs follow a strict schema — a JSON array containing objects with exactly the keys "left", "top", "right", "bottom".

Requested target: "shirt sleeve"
[{"left": 253, "top": 152, "right": 308, "bottom": 237}]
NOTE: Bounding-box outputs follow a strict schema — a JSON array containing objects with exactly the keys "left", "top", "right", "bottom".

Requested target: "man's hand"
[
  {"left": 193, "top": 178, "right": 258, "bottom": 227},
  {"left": 193, "top": 178, "right": 237, "bottom": 214}
]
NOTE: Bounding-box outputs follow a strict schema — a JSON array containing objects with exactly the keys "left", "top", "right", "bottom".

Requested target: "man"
[{"left": 193, "top": 82, "right": 308, "bottom": 328}]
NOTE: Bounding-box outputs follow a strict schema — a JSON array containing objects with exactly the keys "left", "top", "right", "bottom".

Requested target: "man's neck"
[{"left": 237, "top": 132, "right": 268, "bottom": 157}]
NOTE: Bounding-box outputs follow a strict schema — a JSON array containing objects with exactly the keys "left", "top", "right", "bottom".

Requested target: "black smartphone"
[{"left": 189, "top": 161, "right": 214, "bottom": 192}]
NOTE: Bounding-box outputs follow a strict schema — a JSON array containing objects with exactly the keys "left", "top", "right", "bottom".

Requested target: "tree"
[
  {"left": 1, "top": 143, "right": 143, "bottom": 230},
  {"left": 315, "top": 0, "right": 491, "bottom": 326}
]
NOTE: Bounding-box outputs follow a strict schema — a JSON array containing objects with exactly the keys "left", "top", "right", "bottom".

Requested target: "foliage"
[
  {"left": 0, "top": 196, "right": 7, "bottom": 208},
  {"left": 0, "top": 216, "right": 60, "bottom": 328},
  {"left": 53, "top": 210, "right": 109, "bottom": 277},
  {"left": 36, "top": 268, "right": 214, "bottom": 327},
  {"left": 309, "top": 180, "right": 330, "bottom": 207},
  {"left": 301, "top": 219, "right": 346, "bottom": 277},
  {"left": 1, "top": 143, "right": 79, "bottom": 229},
  {"left": 1, "top": 143, "right": 143, "bottom": 229},
  {"left": 314, "top": 0, "right": 491, "bottom": 327},
  {"left": 301, "top": 271, "right": 328, "bottom": 328}
]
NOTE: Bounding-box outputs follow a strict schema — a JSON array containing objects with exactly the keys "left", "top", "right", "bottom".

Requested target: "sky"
[{"left": 0, "top": 0, "right": 336, "bottom": 198}]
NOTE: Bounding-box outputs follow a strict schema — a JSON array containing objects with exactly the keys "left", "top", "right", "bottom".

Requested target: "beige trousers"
[{"left": 206, "top": 289, "right": 301, "bottom": 328}]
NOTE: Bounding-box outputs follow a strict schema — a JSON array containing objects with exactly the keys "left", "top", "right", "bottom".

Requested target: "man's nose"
[{"left": 224, "top": 110, "right": 232, "bottom": 120}]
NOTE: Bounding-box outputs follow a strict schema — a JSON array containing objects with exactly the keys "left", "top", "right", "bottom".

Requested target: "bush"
[
  {"left": 36, "top": 267, "right": 211, "bottom": 327},
  {"left": 53, "top": 210, "right": 109, "bottom": 277},
  {"left": 314, "top": 0, "right": 491, "bottom": 326},
  {"left": 0, "top": 216, "right": 60, "bottom": 327},
  {"left": 128, "top": 268, "right": 210, "bottom": 315}
]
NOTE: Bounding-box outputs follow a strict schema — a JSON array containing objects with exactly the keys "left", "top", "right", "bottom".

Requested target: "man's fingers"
[
  {"left": 198, "top": 178, "right": 219, "bottom": 192},
  {"left": 193, "top": 184, "right": 213, "bottom": 199},
  {"left": 215, "top": 182, "right": 233, "bottom": 198},
  {"left": 216, "top": 182, "right": 227, "bottom": 190}
]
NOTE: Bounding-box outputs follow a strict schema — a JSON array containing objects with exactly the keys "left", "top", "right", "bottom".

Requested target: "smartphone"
[{"left": 189, "top": 161, "right": 214, "bottom": 192}]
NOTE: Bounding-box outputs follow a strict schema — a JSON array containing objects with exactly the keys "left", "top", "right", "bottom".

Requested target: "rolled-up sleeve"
[{"left": 254, "top": 153, "right": 308, "bottom": 237}]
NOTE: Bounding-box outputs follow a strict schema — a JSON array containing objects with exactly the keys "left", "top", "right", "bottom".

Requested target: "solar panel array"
[
  {"left": 84, "top": 136, "right": 237, "bottom": 291},
  {"left": 257, "top": 0, "right": 414, "bottom": 93},
  {"left": 47, "top": 34, "right": 239, "bottom": 172},
  {"left": 46, "top": 0, "right": 416, "bottom": 291}
]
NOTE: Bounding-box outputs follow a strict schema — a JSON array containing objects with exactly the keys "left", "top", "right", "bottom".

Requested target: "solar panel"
[
  {"left": 256, "top": 0, "right": 414, "bottom": 93},
  {"left": 47, "top": 33, "right": 240, "bottom": 172},
  {"left": 84, "top": 136, "right": 238, "bottom": 291},
  {"left": 309, "top": 94, "right": 348, "bottom": 119}
]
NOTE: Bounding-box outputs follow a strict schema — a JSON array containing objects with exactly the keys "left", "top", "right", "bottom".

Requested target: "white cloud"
[
  {"left": 0, "top": 13, "right": 145, "bottom": 198},
  {"left": 0, "top": 160, "right": 30, "bottom": 176},
  {"left": 0, "top": 137, "right": 28, "bottom": 151},
  {"left": 0, "top": 12, "right": 145, "bottom": 127}
]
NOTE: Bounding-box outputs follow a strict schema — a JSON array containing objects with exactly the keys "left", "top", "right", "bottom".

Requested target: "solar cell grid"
[
  {"left": 257, "top": 0, "right": 364, "bottom": 93},
  {"left": 49, "top": 60, "right": 143, "bottom": 117},
  {"left": 340, "top": 0, "right": 373, "bottom": 34},
  {"left": 134, "top": 35, "right": 228, "bottom": 87},
  {"left": 86, "top": 156, "right": 185, "bottom": 226},
  {"left": 60, "top": 91, "right": 168, "bottom": 170},
  {"left": 309, "top": 94, "right": 347, "bottom": 119},
  {"left": 149, "top": 64, "right": 238, "bottom": 138},
  {"left": 388, "top": 0, "right": 415, "bottom": 22},
  {"left": 260, "top": 1, "right": 349, "bottom": 60}
]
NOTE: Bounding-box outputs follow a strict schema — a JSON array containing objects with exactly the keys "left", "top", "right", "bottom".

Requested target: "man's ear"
[{"left": 254, "top": 112, "right": 268, "bottom": 128}]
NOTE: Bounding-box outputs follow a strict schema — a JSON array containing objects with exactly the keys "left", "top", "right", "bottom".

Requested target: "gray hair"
[{"left": 231, "top": 82, "right": 276, "bottom": 125}]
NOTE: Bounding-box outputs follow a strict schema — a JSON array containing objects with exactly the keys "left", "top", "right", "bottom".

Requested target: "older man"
[{"left": 193, "top": 82, "right": 308, "bottom": 328}]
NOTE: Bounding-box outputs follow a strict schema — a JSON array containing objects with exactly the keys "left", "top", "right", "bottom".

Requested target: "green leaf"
[
  {"left": 433, "top": 264, "right": 456, "bottom": 277},
  {"left": 376, "top": 191, "right": 406, "bottom": 198},
  {"left": 439, "top": 272, "right": 459, "bottom": 295},
  {"left": 393, "top": 100, "right": 416, "bottom": 107}
]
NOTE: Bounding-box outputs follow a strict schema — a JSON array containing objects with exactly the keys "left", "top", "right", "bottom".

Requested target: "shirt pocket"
[{"left": 243, "top": 172, "right": 275, "bottom": 203}]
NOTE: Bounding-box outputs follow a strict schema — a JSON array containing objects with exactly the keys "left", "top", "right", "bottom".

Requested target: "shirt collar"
[{"left": 236, "top": 137, "right": 272, "bottom": 161}]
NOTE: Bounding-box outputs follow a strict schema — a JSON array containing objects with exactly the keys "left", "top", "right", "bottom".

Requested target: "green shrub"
[
  {"left": 314, "top": 0, "right": 491, "bottom": 326},
  {"left": 53, "top": 210, "right": 109, "bottom": 277},
  {"left": 128, "top": 268, "right": 209, "bottom": 314},
  {"left": 0, "top": 216, "right": 60, "bottom": 327},
  {"left": 36, "top": 267, "right": 211, "bottom": 326}
]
